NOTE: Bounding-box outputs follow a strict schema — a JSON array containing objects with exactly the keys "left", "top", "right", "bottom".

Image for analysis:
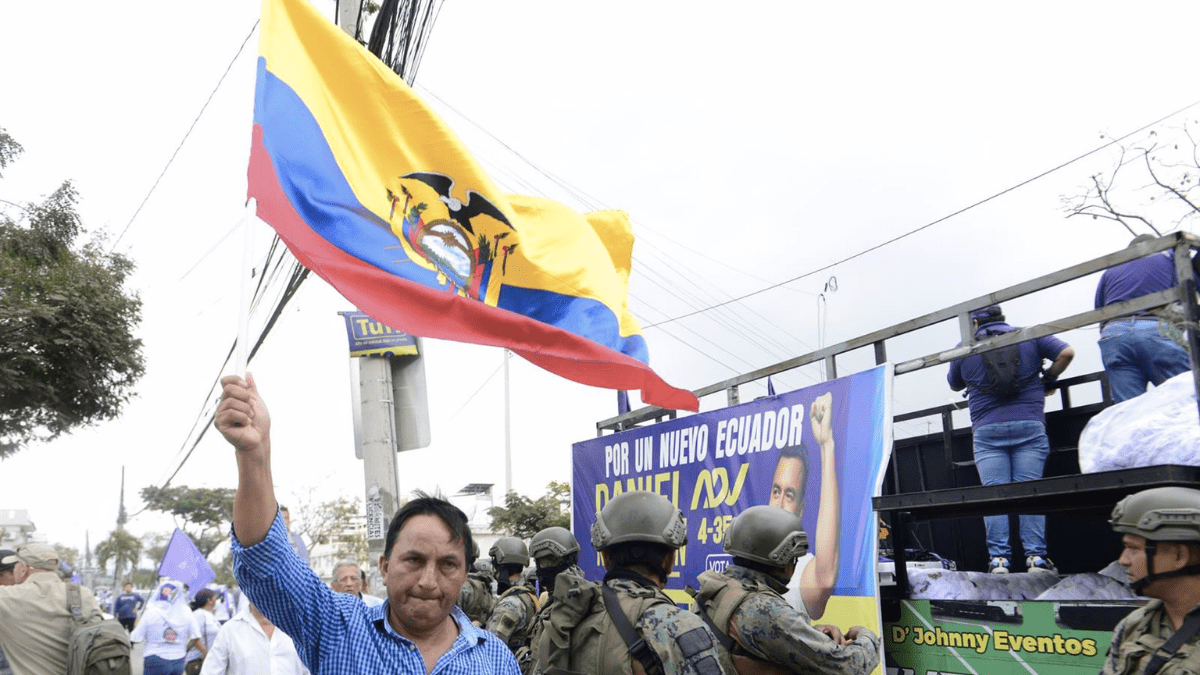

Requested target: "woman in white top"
[
  {"left": 186, "top": 589, "right": 222, "bottom": 675},
  {"left": 130, "top": 579, "right": 205, "bottom": 675}
]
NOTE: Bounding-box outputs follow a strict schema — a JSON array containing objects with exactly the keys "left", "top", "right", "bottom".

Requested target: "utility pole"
[
  {"left": 334, "top": 0, "right": 399, "bottom": 588},
  {"left": 504, "top": 349, "right": 512, "bottom": 499}
]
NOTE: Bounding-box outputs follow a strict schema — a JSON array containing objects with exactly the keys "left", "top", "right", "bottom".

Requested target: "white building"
[{"left": 0, "top": 509, "right": 36, "bottom": 547}]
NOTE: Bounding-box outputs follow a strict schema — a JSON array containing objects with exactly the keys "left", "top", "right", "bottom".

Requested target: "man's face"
[
  {"left": 1119, "top": 534, "right": 1158, "bottom": 591},
  {"left": 332, "top": 565, "right": 362, "bottom": 594},
  {"left": 281, "top": 509, "right": 291, "bottom": 528},
  {"left": 769, "top": 457, "right": 805, "bottom": 517},
  {"left": 379, "top": 514, "right": 467, "bottom": 637},
  {"left": 124, "top": 583, "right": 133, "bottom": 593}
]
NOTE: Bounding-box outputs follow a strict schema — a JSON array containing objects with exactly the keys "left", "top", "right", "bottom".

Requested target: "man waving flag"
[{"left": 247, "top": 0, "right": 697, "bottom": 411}]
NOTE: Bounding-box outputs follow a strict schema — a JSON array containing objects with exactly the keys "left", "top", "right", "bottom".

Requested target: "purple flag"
[
  {"left": 157, "top": 529, "right": 214, "bottom": 597},
  {"left": 767, "top": 376, "right": 776, "bottom": 397}
]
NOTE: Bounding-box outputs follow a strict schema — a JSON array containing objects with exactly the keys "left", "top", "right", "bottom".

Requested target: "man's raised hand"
[
  {"left": 810, "top": 392, "right": 834, "bottom": 447},
  {"left": 215, "top": 374, "right": 271, "bottom": 454}
]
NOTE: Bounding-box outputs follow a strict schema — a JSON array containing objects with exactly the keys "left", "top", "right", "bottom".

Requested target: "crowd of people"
[{"left": 0, "top": 238, "right": 1194, "bottom": 674}]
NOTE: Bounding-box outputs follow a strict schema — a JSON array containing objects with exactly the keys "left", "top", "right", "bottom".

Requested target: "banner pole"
[{"left": 235, "top": 199, "right": 257, "bottom": 376}]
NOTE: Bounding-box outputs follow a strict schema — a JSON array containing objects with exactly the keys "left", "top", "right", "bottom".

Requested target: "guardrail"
[{"left": 598, "top": 231, "right": 1200, "bottom": 435}]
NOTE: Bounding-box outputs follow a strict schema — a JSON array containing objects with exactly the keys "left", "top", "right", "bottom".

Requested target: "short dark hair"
[
  {"left": 604, "top": 541, "right": 674, "bottom": 583},
  {"left": 383, "top": 493, "right": 474, "bottom": 565},
  {"left": 775, "top": 444, "right": 810, "bottom": 489}
]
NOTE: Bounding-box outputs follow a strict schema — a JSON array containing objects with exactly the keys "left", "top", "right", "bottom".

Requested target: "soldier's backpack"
[
  {"left": 976, "top": 339, "right": 1029, "bottom": 399},
  {"left": 458, "top": 574, "right": 496, "bottom": 626},
  {"left": 66, "top": 583, "right": 132, "bottom": 675},
  {"left": 691, "top": 571, "right": 793, "bottom": 675},
  {"left": 538, "top": 571, "right": 670, "bottom": 675}
]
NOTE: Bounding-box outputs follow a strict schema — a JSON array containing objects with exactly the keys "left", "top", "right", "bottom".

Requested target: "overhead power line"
[
  {"left": 644, "top": 96, "right": 1200, "bottom": 329},
  {"left": 109, "top": 20, "right": 260, "bottom": 253}
]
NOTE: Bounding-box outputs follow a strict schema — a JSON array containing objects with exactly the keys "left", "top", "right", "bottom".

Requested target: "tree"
[
  {"left": 141, "top": 531, "right": 172, "bottom": 570},
  {"left": 487, "top": 481, "right": 570, "bottom": 539},
  {"left": 291, "top": 493, "right": 369, "bottom": 564},
  {"left": 0, "top": 126, "right": 145, "bottom": 457},
  {"left": 139, "top": 485, "right": 235, "bottom": 556},
  {"left": 1064, "top": 119, "right": 1199, "bottom": 236},
  {"left": 52, "top": 543, "right": 80, "bottom": 571},
  {"left": 96, "top": 529, "right": 142, "bottom": 585}
]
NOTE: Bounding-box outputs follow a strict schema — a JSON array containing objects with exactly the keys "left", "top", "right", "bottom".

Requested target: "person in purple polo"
[
  {"left": 1095, "top": 234, "right": 1193, "bottom": 403},
  {"left": 948, "top": 305, "right": 1074, "bottom": 574}
]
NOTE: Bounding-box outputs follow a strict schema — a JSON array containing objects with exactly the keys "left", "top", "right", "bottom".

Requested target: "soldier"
[
  {"left": 1102, "top": 487, "right": 1200, "bottom": 675},
  {"left": 536, "top": 490, "right": 732, "bottom": 675},
  {"left": 521, "top": 527, "right": 586, "bottom": 674},
  {"left": 459, "top": 541, "right": 496, "bottom": 627},
  {"left": 487, "top": 537, "right": 540, "bottom": 656},
  {"left": 692, "top": 506, "right": 879, "bottom": 675}
]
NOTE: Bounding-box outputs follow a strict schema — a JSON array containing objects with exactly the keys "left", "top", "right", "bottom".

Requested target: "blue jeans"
[
  {"left": 1099, "top": 318, "right": 1191, "bottom": 403},
  {"left": 972, "top": 420, "right": 1050, "bottom": 558},
  {"left": 143, "top": 655, "right": 185, "bottom": 675}
]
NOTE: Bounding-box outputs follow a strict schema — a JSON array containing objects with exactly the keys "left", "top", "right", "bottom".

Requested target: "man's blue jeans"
[
  {"left": 972, "top": 420, "right": 1050, "bottom": 558},
  {"left": 1099, "top": 318, "right": 1191, "bottom": 403}
]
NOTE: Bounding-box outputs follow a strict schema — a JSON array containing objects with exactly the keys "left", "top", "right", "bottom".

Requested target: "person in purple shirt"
[
  {"left": 1095, "top": 234, "right": 1192, "bottom": 403},
  {"left": 948, "top": 305, "right": 1074, "bottom": 574}
]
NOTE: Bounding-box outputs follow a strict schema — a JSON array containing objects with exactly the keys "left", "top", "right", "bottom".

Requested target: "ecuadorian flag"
[{"left": 248, "top": 0, "right": 698, "bottom": 411}]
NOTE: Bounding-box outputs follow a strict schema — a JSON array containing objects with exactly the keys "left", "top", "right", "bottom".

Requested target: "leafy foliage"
[
  {"left": 96, "top": 529, "right": 142, "bottom": 585},
  {"left": 0, "top": 127, "right": 145, "bottom": 457},
  {"left": 291, "top": 493, "right": 369, "bottom": 564},
  {"left": 53, "top": 543, "right": 80, "bottom": 570},
  {"left": 487, "top": 481, "right": 570, "bottom": 539},
  {"left": 139, "top": 485, "right": 235, "bottom": 556}
]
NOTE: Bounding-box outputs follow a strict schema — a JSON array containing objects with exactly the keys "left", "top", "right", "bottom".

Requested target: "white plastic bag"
[{"left": 1078, "top": 372, "right": 1200, "bottom": 473}]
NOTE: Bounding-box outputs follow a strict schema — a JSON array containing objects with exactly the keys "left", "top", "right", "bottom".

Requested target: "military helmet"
[
  {"left": 724, "top": 505, "right": 809, "bottom": 567},
  {"left": 470, "top": 539, "right": 480, "bottom": 564},
  {"left": 591, "top": 491, "right": 687, "bottom": 551},
  {"left": 489, "top": 536, "right": 530, "bottom": 567},
  {"left": 1111, "top": 487, "right": 1200, "bottom": 542},
  {"left": 530, "top": 526, "right": 580, "bottom": 565},
  {"left": 473, "top": 558, "right": 494, "bottom": 577}
]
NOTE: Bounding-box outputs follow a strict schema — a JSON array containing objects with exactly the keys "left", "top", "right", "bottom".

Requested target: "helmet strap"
[{"left": 1131, "top": 541, "right": 1200, "bottom": 593}]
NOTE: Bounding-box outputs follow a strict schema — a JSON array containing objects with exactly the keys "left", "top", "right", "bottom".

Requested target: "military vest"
[
  {"left": 1107, "top": 601, "right": 1200, "bottom": 675},
  {"left": 538, "top": 572, "right": 676, "bottom": 675},
  {"left": 693, "top": 569, "right": 798, "bottom": 675},
  {"left": 458, "top": 575, "right": 495, "bottom": 626},
  {"left": 491, "top": 583, "right": 540, "bottom": 648}
]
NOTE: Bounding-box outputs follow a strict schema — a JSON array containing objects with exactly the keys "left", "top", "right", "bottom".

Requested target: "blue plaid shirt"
[{"left": 233, "top": 513, "right": 519, "bottom": 674}]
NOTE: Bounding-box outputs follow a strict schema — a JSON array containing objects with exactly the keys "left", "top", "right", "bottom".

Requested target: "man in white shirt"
[
  {"left": 200, "top": 602, "right": 309, "bottom": 675},
  {"left": 330, "top": 562, "right": 383, "bottom": 607}
]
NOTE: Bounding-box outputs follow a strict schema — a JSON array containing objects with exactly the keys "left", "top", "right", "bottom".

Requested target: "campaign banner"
[
  {"left": 573, "top": 364, "right": 894, "bottom": 647},
  {"left": 884, "top": 599, "right": 1142, "bottom": 674},
  {"left": 340, "top": 311, "right": 418, "bottom": 358}
]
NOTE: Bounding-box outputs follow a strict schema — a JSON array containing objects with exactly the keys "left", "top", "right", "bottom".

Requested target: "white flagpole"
[{"left": 234, "top": 199, "right": 257, "bottom": 376}]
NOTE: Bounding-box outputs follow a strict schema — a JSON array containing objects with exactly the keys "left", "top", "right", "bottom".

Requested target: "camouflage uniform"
[
  {"left": 522, "top": 564, "right": 584, "bottom": 675},
  {"left": 536, "top": 571, "right": 732, "bottom": 675},
  {"left": 487, "top": 580, "right": 540, "bottom": 652},
  {"left": 458, "top": 571, "right": 495, "bottom": 625},
  {"left": 694, "top": 566, "right": 879, "bottom": 675},
  {"left": 1102, "top": 600, "right": 1200, "bottom": 675}
]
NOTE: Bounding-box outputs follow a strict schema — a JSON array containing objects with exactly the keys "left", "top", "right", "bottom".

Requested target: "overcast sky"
[{"left": 2, "top": 0, "right": 1198, "bottom": 562}]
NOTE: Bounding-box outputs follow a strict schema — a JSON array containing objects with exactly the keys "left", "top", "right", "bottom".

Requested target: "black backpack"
[
  {"left": 66, "top": 583, "right": 132, "bottom": 675},
  {"left": 976, "top": 340, "right": 1030, "bottom": 399}
]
